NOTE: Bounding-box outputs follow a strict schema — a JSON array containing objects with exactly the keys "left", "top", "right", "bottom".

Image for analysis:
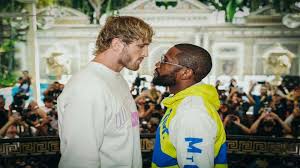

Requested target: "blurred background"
[{"left": 0, "top": 0, "right": 300, "bottom": 168}]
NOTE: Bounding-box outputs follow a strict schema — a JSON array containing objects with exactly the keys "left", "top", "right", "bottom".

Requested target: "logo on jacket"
[
  {"left": 184, "top": 137, "right": 203, "bottom": 167},
  {"left": 161, "top": 109, "right": 172, "bottom": 139}
]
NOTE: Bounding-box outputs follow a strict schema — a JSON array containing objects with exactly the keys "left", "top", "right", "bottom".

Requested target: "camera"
[
  {"left": 261, "top": 100, "right": 272, "bottom": 114},
  {"left": 141, "top": 120, "right": 149, "bottom": 132},
  {"left": 47, "top": 109, "right": 58, "bottom": 120},
  {"left": 228, "top": 115, "right": 237, "bottom": 122},
  {"left": 264, "top": 107, "right": 272, "bottom": 113},
  {"left": 133, "top": 76, "right": 146, "bottom": 87},
  {"left": 27, "top": 113, "right": 38, "bottom": 122},
  {"left": 231, "top": 116, "right": 237, "bottom": 121},
  {"left": 237, "top": 87, "right": 244, "bottom": 94},
  {"left": 257, "top": 81, "right": 266, "bottom": 84},
  {"left": 144, "top": 98, "right": 155, "bottom": 110},
  {"left": 11, "top": 92, "right": 29, "bottom": 113}
]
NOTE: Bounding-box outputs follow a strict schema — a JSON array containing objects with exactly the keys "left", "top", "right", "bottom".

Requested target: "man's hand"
[
  {"left": 293, "top": 106, "right": 300, "bottom": 117},
  {"left": 8, "top": 115, "right": 18, "bottom": 125},
  {"left": 269, "top": 112, "right": 280, "bottom": 121},
  {"left": 233, "top": 116, "right": 240, "bottom": 125}
]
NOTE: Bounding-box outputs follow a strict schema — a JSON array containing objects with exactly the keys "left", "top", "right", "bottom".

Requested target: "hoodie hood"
[{"left": 162, "top": 83, "right": 220, "bottom": 110}]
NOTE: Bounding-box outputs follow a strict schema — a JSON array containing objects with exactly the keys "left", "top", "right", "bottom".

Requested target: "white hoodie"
[{"left": 57, "top": 62, "right": 142, "bottom": 168}]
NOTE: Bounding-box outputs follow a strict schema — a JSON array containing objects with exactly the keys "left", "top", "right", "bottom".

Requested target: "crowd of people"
[
  {"left": 0, "top": 72, "right": 299, "bottom": 167},
  {"left": 133, "top": 77, "right": 300, "bottom": 139},
  {"left": 1, "top": 74, "right": 300, "bottom": 139},
  {"left": 0, "top": 73, "right": 63, "bottom": 139},
  {"left": 218, "top": 79, "right": 300, "bottom": 138}
]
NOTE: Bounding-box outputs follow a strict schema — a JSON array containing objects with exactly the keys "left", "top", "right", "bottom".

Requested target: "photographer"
[
  {"left": 1, "top": 102, "right": 30, "bottom": 139},
  {"left": 40, "top": 97, "right": 55, "bottom": 114},
  {"left": 218, "top": 103, "right": 230, "bottom": 121},
  {"left": 24, "top": 101, "right": 50, "bottom": 136},
  {"left": 226, "top": 87, "right": 254, "bottom": 118},
  {"left": 40, "top": 97, "right": 58, "bottom": 135},
  {"left": 43, "top": 81, "right": 63, "bottom": 103},
  {"left": 131, "top": 74, "right": 147, "bottom": 98},
  {"left": 135, "top": 91, "right": 158, "bottom": 134},
  {"left": 135, "top": 92, "right": 156, "bottom": 119},
  {"left": 287, "top": 86, "right": 300, "bottom": 101},
  {"left": 223, "top": 109, "right": 251, "bottom": 135},
  {"left": 0, "top": 95, "right": 8, "bottom": 128},
  {"left": 250, "top": 109, "right": 291, "bottom": 137},
  {"left": 9, "top": 91, "right": 29, "bottom": 116},
  {"left": 269, "top": 92, "right": 289, "bottom": 120},
  {"left": 0, "top": 115, "right": 19, "bottom": 138},
  {"left": 148, "top": 83, "right": 162, "bottom": 104},
  {"left": 284, "top": 100, "right": 300, "bottom": 138},
  {"left": 249, "top": 81, "right": 272, "bottom": 117}
]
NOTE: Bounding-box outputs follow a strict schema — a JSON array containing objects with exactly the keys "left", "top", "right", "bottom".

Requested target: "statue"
[
  {"left": 46, "top": 52, "right": 71, "bottom": 80},
  {"left": 263, "top": 43, "right": 295, "bottom": 86}
]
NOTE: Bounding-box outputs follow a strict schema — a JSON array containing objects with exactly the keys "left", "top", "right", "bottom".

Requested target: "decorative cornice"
[
  {"left": 36, "top": 6, "right": 90, "bottom": 29},
  {"left": 119, "top": 0, "right": 212, "bottom": 12},
  {"left": 36, "top": 26, "right": 300, "bottom": 38},
  {"left": 114, "top": 0, "right": 220, "bottom": 27}
]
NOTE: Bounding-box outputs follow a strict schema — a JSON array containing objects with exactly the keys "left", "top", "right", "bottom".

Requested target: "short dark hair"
[
  {"left": 174, "top": 43, "right": 212, "bottom": 82},
  {"left": 43, "top": 97, "right": 53, "bottom": 103}
]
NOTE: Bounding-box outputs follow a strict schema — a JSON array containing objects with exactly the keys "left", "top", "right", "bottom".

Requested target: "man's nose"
[
  {"left": 142, "top": 46, "right": 149, "bottom": 57},
  {"left": 155, "top": 61, "right": 161, "bottom": 67}
]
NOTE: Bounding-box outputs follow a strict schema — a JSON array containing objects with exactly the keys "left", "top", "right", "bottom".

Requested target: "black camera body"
[
  {"left": 257, "top": 81, "right": 266, "bottom": 85},
  {"left": 47, "top": 108, "right": 58, "bottom": 119},
  {"left": 144, "top": 98, "right": 155, "bottom": 110},
  {"left": 229, "top": 115, "right": 237, "bottom": 121},
  {"left": 11, "top": 92, "right": 30, "bottom": 113},
  {"left": 133, "top": 76, "right": 146, "bottom": 87}
]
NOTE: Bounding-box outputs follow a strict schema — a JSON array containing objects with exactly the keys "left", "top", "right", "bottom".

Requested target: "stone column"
[{"left": 24, "top": 0, "right": 41, "bottom": 104}]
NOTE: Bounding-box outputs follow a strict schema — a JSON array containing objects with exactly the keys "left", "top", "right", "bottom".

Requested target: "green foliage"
[
  {"left": 0, "top": 71, "right": 18, "bottom": 88},
  {"left": 225, "top": 0, "right": 237, "bottom": 22},
  {"left": 271, "top": 0, "right": 299, "bottom": 13},
  {"left": 155, "top": 0, "right": 178, "bottom": 9},
  {"left": 0, "top": 0, "right": 24, "bottom": 13},
  {"left": 101, "top": 0, "right": 136, "bottom": 14},
  {"left": 0, "top": 39, "right": 16, "bottom": 52},
  {"left": 249, "top": 0, "right": 260, "bottom": 12},
  {"left": 201, "top": 0, "right": 245, "bottom": 22},
  {"left": 200, "top": 0, "right": 299, "bottom": 22},
  {"left": 37, "top": 0, "right": 56, "bottom": 8},
  {"left": 69, "top": 0, "right": 94, "bottom": 16}
]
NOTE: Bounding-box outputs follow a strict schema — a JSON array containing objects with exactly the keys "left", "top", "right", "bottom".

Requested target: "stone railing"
[{"left": 0, "top": 135, "right": 300, "bottom": 167}]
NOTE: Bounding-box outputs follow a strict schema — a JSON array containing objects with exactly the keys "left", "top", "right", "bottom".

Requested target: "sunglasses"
[{"left": 159, "top": 55, "right": 186, "bottom": 68}]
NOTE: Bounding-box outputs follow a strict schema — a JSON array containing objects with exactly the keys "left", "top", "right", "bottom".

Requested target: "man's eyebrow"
[
  {"left": 140, "top": 42, "right": 150, "bottom": 45},
  {"left": 163, "top": 54, "right": 169, "bottom": 60}
]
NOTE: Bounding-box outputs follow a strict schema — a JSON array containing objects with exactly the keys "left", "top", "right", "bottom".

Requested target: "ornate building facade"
[{"left": 18, "top": 0, "right": 300, "bottom": 84}]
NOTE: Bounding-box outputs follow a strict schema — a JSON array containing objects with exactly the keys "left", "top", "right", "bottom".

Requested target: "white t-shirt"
[{"left": 57, "top": 62, "right": 142, "bottom": 168}]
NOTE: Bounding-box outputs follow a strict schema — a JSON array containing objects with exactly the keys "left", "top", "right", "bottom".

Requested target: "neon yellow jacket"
[{"left": 152, "top": 83, "right": 227, "bottom": 168}]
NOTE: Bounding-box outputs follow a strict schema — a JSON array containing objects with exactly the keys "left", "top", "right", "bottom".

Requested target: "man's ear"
[
  {"left": 111, "top": 38, "right": 124, "bottom": 52},
  {"left": 179, "top": 68, "right": 194, "bottom": 80}
]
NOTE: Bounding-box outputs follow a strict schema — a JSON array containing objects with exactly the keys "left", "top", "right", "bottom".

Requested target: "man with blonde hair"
[{"left": 58, "top": 16, "right": 153, "bottom": 168}]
